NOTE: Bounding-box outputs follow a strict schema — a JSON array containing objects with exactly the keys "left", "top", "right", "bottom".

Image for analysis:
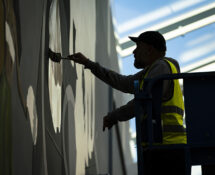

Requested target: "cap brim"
[{"left": 129, "top": 36, "right": 139, "bottom": 42}]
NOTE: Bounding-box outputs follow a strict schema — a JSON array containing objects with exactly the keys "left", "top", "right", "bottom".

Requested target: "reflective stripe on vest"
[
  {"left": 140, "top": 59, "right": 187, "bottom": 145},
  {"left": 162, "top": 106, "right": 184, "bottom": 116}
]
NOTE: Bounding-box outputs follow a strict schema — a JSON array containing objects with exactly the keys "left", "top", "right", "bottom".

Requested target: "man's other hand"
[
  {"left": 68, "top": 52, "right": 88, "bottom": 65},
  {"left": 103, "top": 116, "right": 117, "bottom": 131}
]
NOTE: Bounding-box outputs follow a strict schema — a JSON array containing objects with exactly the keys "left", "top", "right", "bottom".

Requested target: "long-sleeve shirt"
[{"left": 84, "top": 57, "right": 180, "bottom": 122}]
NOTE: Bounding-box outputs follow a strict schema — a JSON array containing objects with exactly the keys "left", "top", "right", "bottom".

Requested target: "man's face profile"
[{"left": 133, "top": 42, "right": 151, "bottom": 69}]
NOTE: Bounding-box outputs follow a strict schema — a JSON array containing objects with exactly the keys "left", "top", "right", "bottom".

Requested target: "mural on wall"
[{"left": 0, "top": 0, "right": 134, "bottom": 175}]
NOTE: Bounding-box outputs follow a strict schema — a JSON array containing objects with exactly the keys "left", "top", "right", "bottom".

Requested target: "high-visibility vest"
[{"left": 140, "top": 59, "right": 187, "bottom": 145}]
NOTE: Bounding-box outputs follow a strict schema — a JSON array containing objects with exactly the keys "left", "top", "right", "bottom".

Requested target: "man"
[{"left": 70, "top": 31, "right": 187, "bottom": 175}]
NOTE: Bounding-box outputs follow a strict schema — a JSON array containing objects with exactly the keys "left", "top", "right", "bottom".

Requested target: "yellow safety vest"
[{"left": 140, "top": 59, "right": 187, "bottom": 145}]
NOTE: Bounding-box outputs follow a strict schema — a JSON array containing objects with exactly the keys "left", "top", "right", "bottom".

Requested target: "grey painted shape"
[
  {"left": 62, "top": 60, "right": 77, "bottom": 102},
  {"left": 34, "top": 51, "right": 46, "bottom": 175},
  {"left": 94, "top": 1, "right": 128, "bottom": 174},
  {"left": 62, "top": 85, "right": 76, "bottom": 175},
  {"left": 12, "top": 0, "right": 44, "bottom": 174},
  {"left": 94, "top": 1, "right": 131, "bottom": 174},
  {"left": 12, "top": 68, "right": 33, "bottom": 175},
  {"left": 62, "top": 0, "right": 70, "bottom": 35},
  {"left": 72, "top": 21, "right": 76, "bottom": 54},
  {"left": 18, "top": 0, "right": 43, "bottom": 94},
  {"left": 112, "top": 129, "right": 124, "bottom": 175},
  {"left": 46, "top": 131, "right": 64, "bottom": 175},
  {"left": 40, "top": 0, "right": 50, "bottom": 174},
  {"left": 59, "top": 0, "right": 70, "bottom": 57},
  {"left": 62, "top": 59, "right": 77, "bottom": 175},
  {"left": 82, "top": 67, "right": 86, "bottom": 119},
  {"left": 94, "top": 0, "right": 111, "bottom": 173},
  {"left": 108, "top": 87, "right": 113, "bottom": 175},
  {"left": 85, "top": 150, "right": 98, "bottom": 174}
]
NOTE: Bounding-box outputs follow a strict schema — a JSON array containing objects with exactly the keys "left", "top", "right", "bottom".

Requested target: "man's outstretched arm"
[
  {"left": 103, "top": 99, "right": 135, "bottom": 131},
  {"left": 69, "top": 52, "right": 143, "bottom": 94}
]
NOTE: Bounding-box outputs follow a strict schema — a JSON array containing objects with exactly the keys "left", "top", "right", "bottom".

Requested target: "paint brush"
[{"left": 48, "top": 49, "right": 71, "bottom": 63}]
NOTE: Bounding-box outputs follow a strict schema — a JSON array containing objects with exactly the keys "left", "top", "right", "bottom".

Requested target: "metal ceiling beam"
[{"left": 116, "top": 2, "right": 215, "bottom": 58}]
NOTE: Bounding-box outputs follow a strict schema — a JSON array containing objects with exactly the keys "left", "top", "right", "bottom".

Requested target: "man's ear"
[{"left": 147, "top": 45, "right": 154, "bottom": 55}]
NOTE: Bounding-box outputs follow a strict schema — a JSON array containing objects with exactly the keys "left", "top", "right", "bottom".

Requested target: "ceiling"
[{"left": 111, "top": 0, "right": 215, "bottom": 73}]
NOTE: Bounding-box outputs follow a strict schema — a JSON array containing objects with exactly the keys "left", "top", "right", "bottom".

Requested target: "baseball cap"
[{"left": 129, "top": 31, "right": 166, "bottom": 52}]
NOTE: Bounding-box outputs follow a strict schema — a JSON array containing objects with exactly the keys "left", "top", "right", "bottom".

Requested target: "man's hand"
[
  {"left": 103, "top": 115, "right": 117, "bottom": 131},
  {"left": 68, "top": 52, "right": 89, "bottom": 65}
]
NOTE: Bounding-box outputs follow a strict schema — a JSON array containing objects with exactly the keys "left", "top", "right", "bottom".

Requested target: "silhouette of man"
[{"left": 69, "top": 31, "right": 186, "bottom": 175}]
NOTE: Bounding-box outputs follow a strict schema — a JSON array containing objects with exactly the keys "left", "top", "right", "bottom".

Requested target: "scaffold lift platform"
[{"left": 134, "top": 71, "right": 215, "bottom": 175}]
